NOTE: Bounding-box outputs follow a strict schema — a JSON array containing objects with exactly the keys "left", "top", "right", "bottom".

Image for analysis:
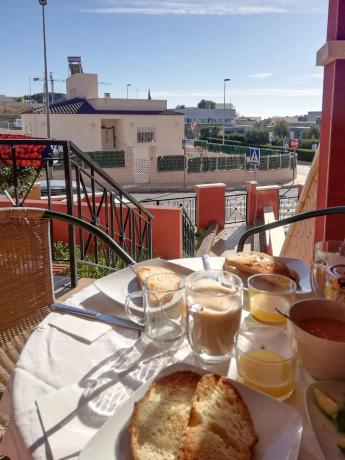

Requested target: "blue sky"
[{"left": 1, "top": 0, "right": 328, "bottom": 117}]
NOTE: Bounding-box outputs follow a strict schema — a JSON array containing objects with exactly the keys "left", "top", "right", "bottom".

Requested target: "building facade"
[
  {"left": 21, "top": 72, "right": 184, "bottom": 156},
  {"left": 180, "top": 106, "right": 237, "bottom": 139}
]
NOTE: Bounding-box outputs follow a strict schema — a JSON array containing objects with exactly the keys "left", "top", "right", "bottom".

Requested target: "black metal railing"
[
  {"left": 141, "top": 195, "right": 196, "bottom": 225},
  {"left": 0, "top": 139, "right": 153, "bottom": 286},
  {"left": 279, "top": 186, "right": 300, "bottom": 220},
  {"left": 225, "top": 192, "right": 247, "bottom": 223},
  {"left": 182, "top": 207, "right": 195, "bottom": 257},
  {"left": 279, "top": 196, "right": 299, "bottom": 219},
  {"left": 237, "top": 206, "right": 345, "bottom": 252}
]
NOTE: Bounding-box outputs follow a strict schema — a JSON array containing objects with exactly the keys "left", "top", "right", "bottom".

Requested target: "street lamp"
[
  {"left": 28, "top": 77, "right": 32, "bottom": 105},
  {"left": 39, "top": 0, "right": 50, "bottom": 138},
  {"left": 126, "top": 83, "right": 131, "bottom": 99},
  {"left": 223, "top": 78, "right": 230, "bottom": 144}
]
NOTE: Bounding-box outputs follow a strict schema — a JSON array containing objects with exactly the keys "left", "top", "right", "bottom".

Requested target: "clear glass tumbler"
[
  {"left": 248, "top": 273, "right": 296, "bottom": 324},
  {"left": 185, "top": 270, "right": 243, "bottom": 363},
  {"left": 235, "top": 325, "right": 297, "bottom": 400},
  {"left": 142, "top": 273, "right": 186, "bottom": 343},
  {"left": 311, "top": 240, "right": 345, "bottom": 297}
]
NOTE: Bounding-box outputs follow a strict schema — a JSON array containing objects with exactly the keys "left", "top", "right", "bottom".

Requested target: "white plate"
[
  {"left": 305, "top": 381, "right": 345, "bottom": 460},
  {"left": 80, "top": 362, "right": 303, "bottom": 460},
  {"left": 224, "top": 256, "right": 311, "bottom": 293},
  {"left": 94, "top": 259, "right": 194, "bottom": 307}
]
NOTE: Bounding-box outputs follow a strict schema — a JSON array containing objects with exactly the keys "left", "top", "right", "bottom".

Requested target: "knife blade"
[{"left": 52, "top": 303, "right": 144, "bottom": 331}]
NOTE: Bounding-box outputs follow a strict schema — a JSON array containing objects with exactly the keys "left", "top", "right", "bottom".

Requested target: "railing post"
[
  {"left": 63, "top": 141, "right": 78, "bottom": 288},
  {"left": 246, "top": 181, "right": 257, "bottom": 226}
]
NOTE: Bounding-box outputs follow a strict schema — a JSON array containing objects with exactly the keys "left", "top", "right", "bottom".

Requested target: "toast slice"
[
  {"left": 177, "top": 374, "right": 258, "bottom": 460},
  {"left": 136, "top": 265, "right": 182, "bottom": 304},
  {"left": 224, "top": 251, "right": 299, "bottom": 284},
  {"left": 136, "top": 265, "right": 177, "bottom": 288},
  {"left": 130, "top": 371, "right": 201, "bottom": 460}
]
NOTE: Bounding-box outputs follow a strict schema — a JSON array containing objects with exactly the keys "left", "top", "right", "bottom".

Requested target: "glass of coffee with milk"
[{"left": 186, "top": 270, "right": 243, "bottom": 363}]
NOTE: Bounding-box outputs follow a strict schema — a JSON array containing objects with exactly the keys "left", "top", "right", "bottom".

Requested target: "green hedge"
[
  {"left": 157, "top": 155, "right": 184, "bottom": 171},
  {"left": 296, "top": 149, "right": 315, "bottom": 162},
  {"left": 86, "top": 151, "right": 125, "bottom": 168}
]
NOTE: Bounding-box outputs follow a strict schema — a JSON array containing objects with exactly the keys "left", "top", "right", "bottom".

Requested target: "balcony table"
[{"left": 0, "top": 257, "right": 321, "bottom": 460}]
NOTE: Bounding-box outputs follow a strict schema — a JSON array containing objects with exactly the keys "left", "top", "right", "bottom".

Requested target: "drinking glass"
[
  {"left": 235, "top": 326, "right": 297, "bottom": 400},
  {"left": 185, "top": 270, "right": 243, "bottom": 363},
  {"left": 248, "top": 274, "right": 296, "bottom": 324},
  {"left": 311, "top": 241, "right": 345, "bottom": 297},
  {"left": 126, "top": 273, "right": 186, "bottom": 343},
  {"left": 324, "top": 264, "right": 345, "bottom": 303}
]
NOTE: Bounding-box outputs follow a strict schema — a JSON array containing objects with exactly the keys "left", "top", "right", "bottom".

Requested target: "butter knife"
[{"left": 52, "top": 303, "right": 144, "bottom": 331}]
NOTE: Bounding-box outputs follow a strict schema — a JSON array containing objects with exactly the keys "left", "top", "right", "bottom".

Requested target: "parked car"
[{"left": 39, "top": 180, "right": 93, "bottom": 196}]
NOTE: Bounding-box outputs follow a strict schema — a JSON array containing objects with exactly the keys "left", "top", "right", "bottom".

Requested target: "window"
[{"left": 137, "top": 128, "right": 155, "bottom": 143}]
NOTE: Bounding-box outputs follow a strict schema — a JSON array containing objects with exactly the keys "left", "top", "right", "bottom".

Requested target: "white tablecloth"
[{"left": 0, "top": 258, "right": 321, "bottom": 460}]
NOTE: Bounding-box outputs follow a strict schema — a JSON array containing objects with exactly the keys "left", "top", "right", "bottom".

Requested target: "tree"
[
  {"left": 175, "top": 104, "right": 185, "bottom": 109},
  {"left": 274, "top": 120, "right": 289, "bottom": 138},
  {"left": 301, "top": 125, "right": 320, "bottom": 139},
  {"left": 244, "top": 127, "right": 269, "bottom": 145},
  {"left": 197, "top": 99, "right": 216, "bottom": 109},
  {"left": 200, "top": 127, "right": 220, "bottom": 139}
]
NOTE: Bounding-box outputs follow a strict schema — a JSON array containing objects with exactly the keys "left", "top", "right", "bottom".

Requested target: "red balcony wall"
[{"left": 0, "top": 198, "right": 182, "bottom": 260}]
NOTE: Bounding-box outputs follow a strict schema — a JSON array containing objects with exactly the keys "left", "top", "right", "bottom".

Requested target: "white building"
[{"left": 21, "top": 72, "right": 184, "bottom": 156}]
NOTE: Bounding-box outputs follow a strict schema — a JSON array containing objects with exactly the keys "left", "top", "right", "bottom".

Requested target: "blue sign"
[
  {"left": 283, "top": 139, "right": 289, "bottom": 150},
  {"left": 182, "top": 139, "right": 186, "bottom": 149},
  {"left": 249, "top": 147, "right": 260, "bottom": 165}
]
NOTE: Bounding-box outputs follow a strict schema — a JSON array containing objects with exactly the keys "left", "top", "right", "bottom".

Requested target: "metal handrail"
[
  {"left": 237, "top": 206, "right": 345, "bottom": 252},
  {"left": 181, "top": 204, "right": 194, "bottom": 229},
  {"left": 140, "top": 195, "right": 196, "bottom": 203},
  {"left": 0, "top": 138, "right": 153, "bottom": 219},
  {"left": 0, "top": 138, "right": 152, "bottom": 285},
  {"left": 181, "top": 207, "right": 195, "bottom": 257}
]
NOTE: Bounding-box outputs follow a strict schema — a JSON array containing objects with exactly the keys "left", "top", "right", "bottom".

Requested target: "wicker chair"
[{"left": 0, "top": 207, "right": 134, "bottom": 447}]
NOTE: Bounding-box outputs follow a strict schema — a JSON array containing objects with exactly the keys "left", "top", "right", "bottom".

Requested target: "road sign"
[
  {"left": 283, "top": 139, "right": 289, "bottom": 150},
  {"left": 249, "top": 147, "right": 260, "bottom": 165},
  {"left": 290, "top": 139, "right": 299, "bottom": 149},
  {"left": 182, "top": 139, "right": 186, "bottom": 149},
  {"left": 268, "top": 132, "right": 274, "bottom": 142}
]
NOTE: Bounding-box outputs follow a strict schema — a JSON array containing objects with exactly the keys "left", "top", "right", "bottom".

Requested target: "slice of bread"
[
  {"left": 136, "top": 265, "right": 177, "bottom": 288},
  {"left": 130, "top": 371, "right": 201, "bottom": 460},
  {"left": 177, "top": 374, "right": 258, "bottom": 460},
  {"left": 224, "top": 251, "right": 299, "bottom": 284}
]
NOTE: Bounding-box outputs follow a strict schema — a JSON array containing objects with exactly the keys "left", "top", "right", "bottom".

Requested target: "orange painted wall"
[
  {"left": 0, "top": 198, "right": 182, "bottom": 260},
  {"left": 144, "top": 205, "right": 182, "bottom": 260},
  {"left": 195, "top": 184, "right": 225, "bottom": 231}
]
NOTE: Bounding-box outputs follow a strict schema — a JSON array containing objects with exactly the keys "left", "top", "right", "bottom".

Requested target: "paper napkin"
[{"left": 49, "top": 313, "right": 112, "bottom": 343}]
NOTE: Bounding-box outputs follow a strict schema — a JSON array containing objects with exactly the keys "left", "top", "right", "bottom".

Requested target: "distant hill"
[{"left": 23, "top": 92, "right": 66, "bottom": 104}]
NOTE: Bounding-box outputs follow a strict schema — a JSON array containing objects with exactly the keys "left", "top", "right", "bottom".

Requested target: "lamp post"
[
  {"left": 126, "top": 83, "right": 131, "bottom": 99},
  {"left": 223, "top": 78, "right": 230, "bottom": 144},
  {"left": 28, "top": 77, "right": 32, "bottom": 105},
  {"left": 39, "top": 0, "right": 50, "bottom": 138}
]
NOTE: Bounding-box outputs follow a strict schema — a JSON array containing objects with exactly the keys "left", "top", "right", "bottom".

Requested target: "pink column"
[
  {"left": 144, "top": 205, "right": 183, "bottom": 260},
  {"left": 256, "top": 186, "right": 280, "bottom": 220},
  {"left": 246, "top": 181, "right": 257, "bottom": 226},
  {"left": 195, "top": 183, "right": 225, "bottom": 232},
  {"left": 315, "top": 0, "right": 345, "bottom": 241}
]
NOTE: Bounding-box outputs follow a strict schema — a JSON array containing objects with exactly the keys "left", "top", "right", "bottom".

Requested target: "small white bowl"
[{"left": 288, "top": 298, "right": 345, "bottom": 380}]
